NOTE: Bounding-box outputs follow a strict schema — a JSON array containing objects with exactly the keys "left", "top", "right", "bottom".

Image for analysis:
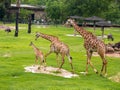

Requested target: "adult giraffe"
[
  {"left": 66, "top": 19, "right": 107, "bottom": 76},
  {"left": 35, "top": 32, "right": 74, "bottom": 73}
]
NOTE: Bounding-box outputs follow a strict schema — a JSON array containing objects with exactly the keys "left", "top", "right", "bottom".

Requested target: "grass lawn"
[{"left": 0, "top": 23, "right": 120, "bottom": 90}]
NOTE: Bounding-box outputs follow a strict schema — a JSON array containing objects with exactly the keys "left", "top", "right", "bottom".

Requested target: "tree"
[
  {"left": 46, "top": 0, "right": 61, "bottom": 24},
  {"left": 0, "top": 3, "right": 6, "bottom": 21},
  {"left": 9, "top": 0, "right": 120, "bottom": 24},
  {"left": 0, "top": 0, "right": 11, "bottom": 21},
  {"left": 64, "top": 0, "right": 109, "bottom": 17},
  {"left": 105, "top": 1, "right": 120, "bottom": 24}
]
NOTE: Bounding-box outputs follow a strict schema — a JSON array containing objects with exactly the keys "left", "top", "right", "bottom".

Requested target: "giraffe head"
[
  {"left": 35, "top": 32, "right": 41, "bottom": 40},
  {"left": 65, "top": 18, "right": 75, "bottom": 26}
]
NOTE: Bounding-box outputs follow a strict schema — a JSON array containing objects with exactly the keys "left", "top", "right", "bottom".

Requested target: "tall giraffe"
[
  {"left": 35, "top": 32, "right": 74, "bottom": 73},
  {"left": 66, "top": 19, "right": 107, "bottom": 76},
  {"left": 29, "top": 42, "right": 45, "bottom": 67}
]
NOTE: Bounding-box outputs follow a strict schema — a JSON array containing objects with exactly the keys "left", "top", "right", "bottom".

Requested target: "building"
[{"left": 9, "top": 4, "right": 46, "bottom": 22}]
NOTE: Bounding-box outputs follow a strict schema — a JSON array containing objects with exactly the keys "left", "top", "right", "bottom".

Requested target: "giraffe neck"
[
  {"left": 40, "top": 33, "right": 58, "bottom": 42},
  {"left": 31, "top": 44, "right": 38, "bottom": 50},
  {"left": 71, "top": 21, "right": 91, "bottom": 38}
]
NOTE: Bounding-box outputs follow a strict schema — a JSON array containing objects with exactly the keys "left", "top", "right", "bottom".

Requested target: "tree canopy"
[
  {"left": 0, "top": 0, "right": 11, "bottom": 21},
  {"left": 1, "top": 0, "right": 120, "bottom": 24}
]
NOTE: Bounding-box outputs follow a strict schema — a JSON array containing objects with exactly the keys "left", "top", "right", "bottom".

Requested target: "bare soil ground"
[
  {"left": 0, "top": 25, "right": 27, "bottom": 30},
  {"left": 108, "top": 73, "right": 120, "bottom": 83},
  {"left": 66, "top": 34, "right": 82, "bottom": 37},
  {"left": 0, "top": 25, "right": 15, "bottom": 30},
  {"left": 24, "top": 65, "right": 78, "bottom": 78},
  {"left": 93, "top": 51, "right": 120, "bottom": 58}
]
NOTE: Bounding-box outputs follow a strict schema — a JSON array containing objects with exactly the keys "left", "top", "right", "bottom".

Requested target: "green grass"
[{"left": 0, "top": 23, "right": 120, "bottom": 90}]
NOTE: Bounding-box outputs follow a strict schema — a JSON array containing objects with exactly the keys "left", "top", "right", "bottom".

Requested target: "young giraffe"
[
  {"left": 35, "top": 32, "right": 74, "bottom": 73},
  {"left": 29, "top": 42, "right": 45, "bottom": 67},
  {"left": 66, "top": 19, "right": 107, "bottom": 76}
]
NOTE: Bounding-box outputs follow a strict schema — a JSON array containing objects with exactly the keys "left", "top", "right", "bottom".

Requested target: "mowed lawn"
[{"left": 0, "top": 23, "right": 120, "bottom": 90}]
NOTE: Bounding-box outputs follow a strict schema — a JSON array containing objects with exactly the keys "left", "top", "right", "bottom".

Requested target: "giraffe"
[
  {"left": 66, "top": 18, "right": 107, "bottom": 76},
  {"left": 29, "top": 42, "right": 45, "bottom": 68},
  {"left": 35, "top": 32, "right": 74, "bottom": 73}
]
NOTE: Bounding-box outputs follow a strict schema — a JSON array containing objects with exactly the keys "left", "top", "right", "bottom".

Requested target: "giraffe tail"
[
  {"left": 67, "top": 54, "right": 74, "bottom": 73},
  {"left": 70, "top": 56, "right": 72, "bottom": 60},
  {"left": 66, "top": 54, "right": 72, "bottom": 62},
  {"left": 66, "top": 52, "right": 72, "bottom": 61}
]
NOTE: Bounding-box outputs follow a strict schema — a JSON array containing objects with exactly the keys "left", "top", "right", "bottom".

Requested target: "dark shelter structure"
[
  {"left": 84, "top": 16, "right": 104, "bottom": 31},
  {"left": 69, "top": 15, "right": 84, "bottom": 20},
  {"left": 96, "top": 21, "right": 112, "bottom": 38}
]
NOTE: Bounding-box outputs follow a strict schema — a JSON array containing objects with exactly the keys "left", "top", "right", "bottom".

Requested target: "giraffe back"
[{"left": 51, "top": 40, "right": 70, "bottom": 56}]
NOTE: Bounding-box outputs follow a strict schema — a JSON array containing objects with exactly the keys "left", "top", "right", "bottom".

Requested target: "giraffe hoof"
[
  {"left": 38, "top": 66, "right": 41, "bottom": 70},
  {"left": 104, "top": 73, "right": 107, "bottom": 77},
  {"left": 43, "top": 67, "right": 46, "bottom": 71},
  {"left": 100, "top": 74, "right": 103, "bottom": 77},
  {"left": 71, "top": 70, "right": 75, "bottom": 74},
  {"left": 57, "top": 68, "right": 61, "bottom": 72},
  {"left": 100, "top": 73, "right": 107, "bottom": 77},
  {"left": 96, "top": 71, "right": 99, "bottom": 74}
]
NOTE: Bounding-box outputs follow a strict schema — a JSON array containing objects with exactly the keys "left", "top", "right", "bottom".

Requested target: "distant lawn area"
[{"left": 0, "top": 23, "right": 120, "bottom": 90}]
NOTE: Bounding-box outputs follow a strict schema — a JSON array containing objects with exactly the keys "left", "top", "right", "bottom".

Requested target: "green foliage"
[
  {"left": 45, "top": 0, "right": 120, "bottom": 24},
  {"left": 0, "top": 23, "right": 120, "bottom": 89},
  {"left": 6, "top": 0, "right": 120, "bottom": 24},
  {"left": 0, "top": 0, "right": 11, "bottom": 20},
  {"left": 0, "top": 3, "right": 6, "bottom": 20},
  {"left": 46, "top": 1, "right": 61, "bottom": 23},
  {"left": 19, "top": 9, "right": 33, "bottom": 23},
  {"left": 105, "top": 1, "right": 120, "bottom": 24}
]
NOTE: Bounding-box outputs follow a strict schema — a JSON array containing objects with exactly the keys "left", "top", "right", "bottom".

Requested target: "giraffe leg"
[
  {"left": 67, "top": 55, "right": 74, "bottom": 73},
  {"left": 45, "top": 50, "right": 53, "bottom": 64},
  {"left": 35, "top": 56, "right": 38, "bottom": 65},
  {"left": 85, "top": 51, "right": 98, "bottom": 74},
  {"left": 56, "top": 53, "right": 59, "bottom": 67},
  {"left": 45, "top": 51, "right": 52, "bottom": 58},
  {"left": 99, "top": 53, "right": 107, "bottom": 76},
  {"left": 38, "top": 57, "right": 42, "bottom": 70},
  {"left": 41, "top": 57, "right": 47, "bottom": 71},
  {"left": 58, "top": 54, "right": 65, "bottom": 70},
  {"left": 85, "top": 51, "right": 92, "bottom": 74},
  {"left": 35, "top": 56, "right": 41, "bottom": 69}
]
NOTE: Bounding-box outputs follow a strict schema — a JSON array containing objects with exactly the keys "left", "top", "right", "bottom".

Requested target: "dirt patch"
[
  {"left": 0, "top": 25, "right": 27, "bottom": 30},
  {"left": 24, "top": 65, "right": 78, "bottom": 78},
  {"left": 93, "top": 51, "right": 120, "bottom": 58},
  {"left": 66, "top": 34, "right": 82, "bottom": 37},
  {"left": 106, "top": 53, "right": 120, "bottom": 58},
  {"left": 0, "top": 25, "right": 15, "bottom": 30},
  {"left": 108, "top": 73, "right": 120, "bottom": 83}
]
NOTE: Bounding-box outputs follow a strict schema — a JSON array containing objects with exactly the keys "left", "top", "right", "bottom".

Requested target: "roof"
[
  {"left": 84, "top": 16, "right": 104, "bottom": 21},
  {"left": 11, "top": 4, "right": 46, "bottom": 10},
  {"left": 96, "top": 21, "right": 112, "bottom": 27},
  {"left": 69, "top": 15, "right": 84, "bottom": 19}
]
